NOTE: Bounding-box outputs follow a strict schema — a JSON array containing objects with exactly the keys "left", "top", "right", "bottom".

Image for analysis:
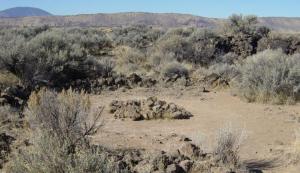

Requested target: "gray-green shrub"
[
  {"left": 111, "top": 25, "right": 163, "bottom": 49},
  {"left": 208, "top": 63, "right": 239, "bottom": 82},
  {"left": 6, "top": 89, "right": 108, "bottom": 173},
  {"left": 114, "top": 46, "right": 147, "bottom": 74},
  {"left": 147, "top": 51, "right": 174, "bottom": 74},
  {"left": 0, "top": 28, "right": 113, "bottom": 88},
  {"left": 162, "top": 61, "right": 189, "bottom": 79},
  {"left": 188, "top": 29, "right": 227, "bottom": 65},
  {"left": 234, "top": 49, "right": 300, "bottom": 104},
  {"left": 156, "top": 34, "right": 192, "bottom": 63},
  {"left": 7, "top": 131, "right": 118, "bottom": 173}
]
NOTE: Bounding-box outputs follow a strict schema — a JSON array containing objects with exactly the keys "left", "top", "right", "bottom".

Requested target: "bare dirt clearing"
[{"left": 91, "top": 87, "right": 300, "bottom": 172}]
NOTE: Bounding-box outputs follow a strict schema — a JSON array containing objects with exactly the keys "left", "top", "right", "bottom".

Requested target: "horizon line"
[{"left": 1, "top": 6, "right": 300, "bottom": 19}]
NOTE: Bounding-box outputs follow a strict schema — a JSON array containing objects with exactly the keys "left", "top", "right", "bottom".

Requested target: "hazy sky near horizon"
[{"left": 0, "top": 0, "right": 299, "bottom": 18}]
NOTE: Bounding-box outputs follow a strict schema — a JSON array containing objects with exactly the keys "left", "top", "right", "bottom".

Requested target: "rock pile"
[
  {"left": 88, "top": 139, "right": 252, "bottom": 173},
  {"left": 0, "top": 85, "right": 29, "bottom": 108},
  {"left": 0, "top": 133, "right": 15, "bottom": 168},
  {"left": 66, "top": 73, "right": 157, "bottom": 94},
  {"left": 109, "top": 97, "right": 193, "bottom": 121},
  {"left": 90, "top": 141, "right": 204, "bottom": 173},
  {"left": 163, "top": 76, "right": 192, "bottom": 87},
  {"left": 258, "top": 36, "right": 300, "bottom": 55}
]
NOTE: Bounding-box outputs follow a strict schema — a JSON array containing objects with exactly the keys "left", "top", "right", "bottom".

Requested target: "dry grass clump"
[
  {"left": 192, "top": 124, "right": 280, "bottom": 172},
  {"left": 114, "top": 46, "right": 148, "bottom": 75},
  {"left": 0, "top": 71, "right": 20, "bottom": 90},
  {"left": 147, "top": 51, "right": 174, "bottom": 74},
  {"left": 213, "top": 124, "right": 247, "bottom": 170},
  {"left": 234, "top": 49, "right": 300, "bottom": 104},
  {"left": 290, "top": 127, "right": 300, "bottom": 164},
  {"left": 156, "top": 32, "right": 192, "bottom": 63},
  {"left": 295, "top": 128, "right": 300, "bottom": 155},
  {"left": 5, "top": 89, "right": 108, "bottom": 173},
  {"left": 211, "top": 125, "right": 280, "bottom": 172},
  {"left": 0, "top": 106, "right": 20, "bottom": 133}
]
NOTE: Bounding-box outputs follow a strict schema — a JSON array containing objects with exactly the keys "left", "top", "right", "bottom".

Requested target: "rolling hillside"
[{"left": 0, "top": 10, "right": 300, "bottom": 31}]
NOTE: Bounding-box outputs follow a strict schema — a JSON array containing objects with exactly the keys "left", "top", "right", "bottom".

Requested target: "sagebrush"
[{"left": 234, "top": 49, "right": 300, "bottom": 104}]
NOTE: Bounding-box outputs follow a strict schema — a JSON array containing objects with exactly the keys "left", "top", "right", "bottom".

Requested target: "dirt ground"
[{"left": 90, "top": 86, "right": 300, "bottom": 173}]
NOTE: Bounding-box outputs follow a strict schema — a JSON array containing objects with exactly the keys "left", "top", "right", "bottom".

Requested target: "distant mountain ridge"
[
  {"left": 1, "top": 8, "right": 300, "bottom": 31},
  {"left": 0, "top": 7, "right": 52, "bottom": 18}
]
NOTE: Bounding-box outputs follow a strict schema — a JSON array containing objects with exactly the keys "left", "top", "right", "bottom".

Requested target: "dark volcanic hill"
[
  {"left": 0, "top": 10, "right": 300, "bottom": 31},
  {"left": 0, "top": 7, "right": 52, "bottom": 18}
]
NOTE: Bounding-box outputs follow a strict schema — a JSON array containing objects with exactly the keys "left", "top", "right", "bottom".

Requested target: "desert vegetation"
[
  {"left": 234, "top": 49, "right": 300, "bottom": 104},
  {"left": 0, "top": 15, "right": 299, "bottom": 102},
  {"left": 0, "top": 14, "right": 299, "bottom": 172},
  {"left": 5, "top": 89, "right": 114, "bottom": 173}
]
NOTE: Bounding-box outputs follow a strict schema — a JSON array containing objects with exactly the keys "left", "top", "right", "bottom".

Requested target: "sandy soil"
[{"left": 90, "top": 87, "right": 300, "bottom": 172}]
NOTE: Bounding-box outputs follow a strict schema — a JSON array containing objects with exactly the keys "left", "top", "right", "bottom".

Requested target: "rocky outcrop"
[
  {"left": 109, "top": 97, "right": 193, "bottom": 121},
  {"left": 88, "top": 139, "right": 254, "bottom": 173},
  {"left": 227, "top": 34, "right": 259, "bottom": 58},
  {"left": 178, "top": 143, "right": 204, "bottom": 160},
  {"left": 257, "top": 36, "right": 300, "bottom": 55},
  {"left": 66, "top": 73, "right": 157, "bottom": 94},
  {"left": 92, "top": 144, "right": 200, "bottom": 173},
  {"left": 0, "top": 133, "right": 15, "bottom": 168},
  {"left": 0, "top": 85, "right": 29, "bottom": 108}
]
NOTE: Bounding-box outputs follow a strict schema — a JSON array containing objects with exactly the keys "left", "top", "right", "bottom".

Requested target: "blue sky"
[{"left": 0, "top": 0, "right": 299, "bottom": 18}]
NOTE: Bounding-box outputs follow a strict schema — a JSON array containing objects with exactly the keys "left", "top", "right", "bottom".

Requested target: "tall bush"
[
  {"left": 7, "top": 89, "right": 106, "bottom": 173},
  {"left": 234, "top": 49, "right": 300, "bottom": 104}
]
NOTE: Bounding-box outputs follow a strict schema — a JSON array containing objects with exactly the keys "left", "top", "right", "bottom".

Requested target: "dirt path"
[{"left": 90, "top": 87, "right": 300, "bottom": 172}]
